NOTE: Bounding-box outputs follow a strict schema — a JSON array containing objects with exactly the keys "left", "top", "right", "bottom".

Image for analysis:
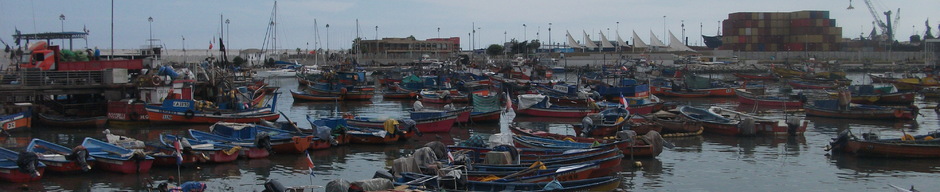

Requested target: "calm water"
[{"left": 3, "top": 76, "right": 940, "bottom": 191}]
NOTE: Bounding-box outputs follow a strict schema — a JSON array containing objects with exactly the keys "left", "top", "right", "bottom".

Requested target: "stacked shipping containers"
[{"left": 721, "top": 11, "right": 842, "bottom": 51}]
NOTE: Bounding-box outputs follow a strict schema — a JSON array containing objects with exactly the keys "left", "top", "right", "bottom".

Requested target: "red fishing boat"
[
  {"left": 146, "top": 99, "right": 280, "bottom": 124},
  {"left": 81, "top": 138, "right": 154, "bottom": 174},
  {"left": 291, "top": 90, "right": 342, "bottom": 101},
  {"left": 661, "top": 90, "right": 711, "bottom": 98},
  {"left": 188, "top": 129, "right": 270, "bottom": 159},
  {"left": 831, "top": 130, "right": 940, "bottom": 158},
  {"left": 733, "top": 73, "right": 777, "bottom": 80},
  {"left": 708, "top": 106, "right": 809, "bottom": 135},
  {"left": 571, "top": 108, "right": 628, "bottom": 136},
  {"left": 36, "top": 113, "right": 107, "bottom": 128},
  {"left": 347, "top": 115, "right": 457, "bottom": 133},
  {"left": 804, "top": 104, "right": 913, "bottom": 120},
  {"left": 26, "top": 139, "right": 94, "bottom": 173},
  {"left": 679, "top": 106, "right": 747, "bottom": 136},
  {"left": 470, "top": 110, "right": 501, "bottom": 122},
  {"left": 382, "top": 90, "right": 418, "bottom": 99},
  {"left": 735, "top": 89, "right": 803, "bottom": 107},
  {"left": 346, "top": 127, "right": 413, "bottom": 144},
  {"left": 159, "top": 134, "right": 240, "bottom": 163},
  {"left": 107, "top": 100, "right": 149, "bottom": 122},
  {"left": 787, "top": 80, "right": 842, "bottom": 89},
  {"left": 0, "top": 147, "right": 44, "bottom": 182},
  {"left": 511, "top": 125, "right": 661, "bottom": 157},
  {"left": 1, "top": 103, "right": 32, "bottom": 132}
]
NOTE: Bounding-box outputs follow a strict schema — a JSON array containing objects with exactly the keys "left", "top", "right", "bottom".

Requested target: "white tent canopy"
[
  {"left": 566, "top": 30, "right": 582, "bottom": 48},
  {"left": 632, "top": 30, "right": 648, "bottom": 48},
  {"left": 649, "top": 31, "right": 666, "bottom": 47},
  {"left": 582, "top": 30, "right": 598, "bottom": 48},
  {"left": 616, "top": 31, "right": 629, "bottom": 47},
  {"left": 668, "top": 31, "right": 695, "bottom": 52},
  {"left": 599, "top": 32, "right": 615, "bottom": 48}
]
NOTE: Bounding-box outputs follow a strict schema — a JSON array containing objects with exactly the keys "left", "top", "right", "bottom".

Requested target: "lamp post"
[
  {"left": 59, "top": 14, "right": 65, "bottom": 48},
  {"left": 148, "top": 16, "right": 153, "bottom": 54},
  {"left": 477, "top": 27, "right": 482, "bottom": 50},
  {"left": 225, "top": 19, "right": 230, "bottom": 48},
  {"left": 375, "top": 25, "right": 378, "bottom": 56},
  {"left": 548, "top": 23, "right": 552, "bottom": 53},
  {"left": 523, "top": 24, "right": 527, "bottom": 41},
  {"left": 325, "top": 24, "right": 330, "bottom": 53},
  {"left": 437, "top": 27, "right": 440, "bottom": 38},
  {"left": 663, "top": 16, "right": 667, "bottom": 45},
  {"left": 182, "top": 36, "right": 186, "bottom": 64}
]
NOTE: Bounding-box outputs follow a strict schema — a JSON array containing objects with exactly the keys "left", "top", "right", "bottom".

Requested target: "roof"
[{"left": 12, "top": 31, "right": 88, "bottom": 40}]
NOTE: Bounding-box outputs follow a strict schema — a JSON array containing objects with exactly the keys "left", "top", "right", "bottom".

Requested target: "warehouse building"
[{"left": 721, "top": 10, "right": 842, "bottom": 51}]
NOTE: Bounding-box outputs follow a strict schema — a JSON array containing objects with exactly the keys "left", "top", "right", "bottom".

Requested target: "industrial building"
[
  {"left": 357, "top": 37, "right": 460, "bottom": 57},
  {"left": 721, "top": 10, "right": 842, "bottom": 51}
]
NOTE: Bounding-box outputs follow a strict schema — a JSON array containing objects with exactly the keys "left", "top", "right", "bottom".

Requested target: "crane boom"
[{"left": 861, "top": 0, "right": 894, "bottom": 42}]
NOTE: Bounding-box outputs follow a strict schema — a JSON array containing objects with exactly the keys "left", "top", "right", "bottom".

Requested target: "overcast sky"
[{"left": 1, "top": 0, "right": 936, "bottom": 50}]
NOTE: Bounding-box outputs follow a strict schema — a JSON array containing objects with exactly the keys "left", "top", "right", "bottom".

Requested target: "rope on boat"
[{"left": 661, "top": 128, "right": 704, "bottom": 138}]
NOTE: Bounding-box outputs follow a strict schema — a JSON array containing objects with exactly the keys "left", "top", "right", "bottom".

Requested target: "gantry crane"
[{"left": 850, "top": 0, "right": 900, "bottom": 42}]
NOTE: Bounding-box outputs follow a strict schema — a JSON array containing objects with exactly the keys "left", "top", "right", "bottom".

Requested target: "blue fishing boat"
[
  {"left": 209, "top": 122, "right": 313, "bottom": 153},
  {"left": 0, "top": 147, "right": 45, "bottom": 182},
  {"left": 80, "top": 137, "right": 154, "bottom": 174},
  {"left": 26, "top": 138, "right": 94, "bottom": 173},
  {"left": 159, "top": 134, "right": 240, "bottom": 163}
]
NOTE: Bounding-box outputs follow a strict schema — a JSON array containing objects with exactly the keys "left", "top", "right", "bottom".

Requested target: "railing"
[{"left": 1, "top": 70, "right": 103, "bottom": 87}]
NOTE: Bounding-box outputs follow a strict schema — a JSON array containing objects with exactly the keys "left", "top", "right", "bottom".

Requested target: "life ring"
[
  {"left": 184, "top": 110, "right": 196, "bottom": 119},
  {"left": 128, "top": 112, "right": 141, "bottom": 121},
  {"left": 151, "top": 76, "right": 163, "bottom": 85},
  {"left": 893, "top": 110, "right": 904, "bottom": 118}
]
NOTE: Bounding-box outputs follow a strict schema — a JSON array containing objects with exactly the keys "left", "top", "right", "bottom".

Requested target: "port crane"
[{"left": 849, "top": 0, "right": 900, "bottom": 42}]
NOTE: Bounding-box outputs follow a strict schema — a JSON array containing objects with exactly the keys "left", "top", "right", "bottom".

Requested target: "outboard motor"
[
  {"left": 262, "top": 179, "right": 288, "bottom": 192},
  {"left": 256, "top": 133, "right": 273, "bottom": 152},
  {"left": 67, "top": 146, "right": 92, "bottom": 172},
  {"left": 16, "top": 151, "right": 41, "bottom": 177},
  {"left": 400, "top": 119, "right": 420, "bottom": 137},
  {"left": 581, "top": 116, "right": 595, "bottom": 136}
]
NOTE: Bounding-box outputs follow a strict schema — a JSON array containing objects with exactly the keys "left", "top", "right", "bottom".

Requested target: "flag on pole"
[
  {"left": 305, "top": 152, "right": 316, "bottom": 177},
  {"left": 620, "top": 94, "right": 629, "bottom": 110},
  {"left": 209, "top": 41, "right": 213, "bottom": 50},
  {"left": 174, "top": 139, "right": 184, "bottom": 165}
]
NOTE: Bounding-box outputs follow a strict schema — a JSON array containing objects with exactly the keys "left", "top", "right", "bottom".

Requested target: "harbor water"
[{"left": 2, "top": 76, "right": 939, "bottom": 191}]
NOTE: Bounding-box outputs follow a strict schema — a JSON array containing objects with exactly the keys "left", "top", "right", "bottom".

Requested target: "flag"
[
  {"left": 447, "top": 151, "right": 455, "bottom": 163},
  {"left": 620, "top": 94, "right": 629, "bottom": 110},
  {"left": 174, "top": 139, "right": 183, "bottom": 165},
  {"left": 305, "top": 152, "right": 316, "bottom": 177},
  {"left": 621, "top": 66, "right": 629, "bottom": 71},
  {"left": 209, "top": 41, "right": 213, "bottom": 50}
]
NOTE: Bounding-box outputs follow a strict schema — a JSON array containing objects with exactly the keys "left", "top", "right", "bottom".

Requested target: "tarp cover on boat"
[
  {"left": 472, "top": 94, "right": 499, "bottom": 112},
  {"left": 517, "top": 94, "right": 548, "bottom": 110}
]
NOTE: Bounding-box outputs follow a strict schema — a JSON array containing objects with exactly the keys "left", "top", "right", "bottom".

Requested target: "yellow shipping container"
[{"left": 758, "top": 21, "right": 765, "bottom": 28}]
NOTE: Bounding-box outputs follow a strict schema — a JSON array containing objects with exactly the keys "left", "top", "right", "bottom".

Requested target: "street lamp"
[
  {"left": 548, "top": 23, "right": 552, "bottom": 53},
  {"left": 225, "top": 19, "right": 230, "bottom": 47},
  {"left": 375, "top": 26, "right": 378, "bottom": 55},
  {"left": 59, "top": 14, "right": 65, "bottom": 48},
  {"left": 523, "top": 24, "right": 527, "bottom": 41},
  {"left": 663, "top": 16, "right": 667, "bottom": 45},
  {"left": 437, "top": 27, "right": 440, "bottom": 39},
  {"left": 148, "top": 16, "right": 153, "bottom": 53},
  {"left": 325, "top": 24, "right": 330, "bottom": 53}
]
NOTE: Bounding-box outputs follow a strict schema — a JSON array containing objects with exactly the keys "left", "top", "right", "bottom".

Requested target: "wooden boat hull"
[
  {"left": 347, "top": 115, "right": 455, "bottom": 133},
  {"left": 106, "top": 100, "right": 149, "bottom": 122},
  {"left": 146, "top": 107, "right": 279, "bottom": 124},
  {"left": 702, "top": 122, "right": 743, "bottom": 136},
  {"left": 152, "top": 153, "right": 198, "bottom": 167},
  {"left": 310, "top": 139, "right": 331, "bottom": 150},
  {"left": 662, "top": 90, "right": 711, "bottom": 98},
  {"left": 735, "top": 89, "right": 803, "bottom": 107},
  {"left": 0, "top": 167, "right": 44, "bottom": 182},
  {"left": 94, "top": 158, "right": 154, "bottom": 174},
  {"left": 0, "top": 113, "right": 31, "bottom": 132},
  {"left": 347, "top": 132, "right": 401, "bottom": 144},
  {"left": 788, "top": 81, "right": 839, "bottom": 89},
  {"left": 805, "top": 106, "right": 912, "bottom": 120},
  {"left": 465, "top": 176, "right": 621, "bottom": 191},
  {"left": 734, "top": 73, "right": 777, "bottom": 80},
  {"left": 876, "top": 92, "right": 916, "bottom": 104},
  {"left": 517, "top": 107, "right": 595, "bottom": 118},
  {"left": 36, "top": 114, "right": 106, "bottom": 128},
  {"left": 240, "top": 147, "right": 270, "bottom": 159},
  {"left": 290, "top": 90, "right": 341, "bottom": 101},
  {"left": 449, "top": 107, "right": 472, "bottom": 123},
  {"left": 419, "top": 97, "right": 452, "bottom": 104},
  {"left": 844, "top": 140, "right": 940, "bottom": 158},
  {"left": 382, "top": 92, "right": 417, "bottom": 99},
  {"left": 470, "top": 110, "right": 501, "bottom": 122},
  {"left": 40, "top": 160, "right": 94, "bottom": 173},
  {"left": 200, "top": 149, "right": 240, "bottom": 163},
  {"left": 270, "top": 136, "right": 313, "bottom": 154},
  {"left": 679, "top": 106, "right": 744, "bottom": 136}
]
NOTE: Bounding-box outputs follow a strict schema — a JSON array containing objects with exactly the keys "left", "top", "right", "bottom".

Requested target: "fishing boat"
[
  {"left": 511, "top": 125, "right": 661, "bottom": 157},
  {"left": 733, "top": 73, "right": 777, "bottom": 80},
  {"left": 106, "top": 99, "right": 149, "bottom": 122},
  {"left": 81, "top": 137, "right": 154, "bottom": 174},
  {"left": 209, "top": 122, "right": 312, "bottom": 154},
  {"left": 0, "top": 147, "right": 44, "bottom": 182},
  {"left": 463, "top": 176, "right": 621, "bottom": 191},
  {"left": 26, "top": 139, "right": 94, "bottom": 173},
  {"left": 36, "top": 113, "right": 107, "bottom": 128},
  {"left": 418, "top": 90, "right": 453, "bottom": 104},
  {"left": 290, "top": 90, "right": 342, "bottom": 101},
  {"left": 571, "top": 108, "right": 629, "bottom": 137},
  {"left": 469, "top": 94, "right": 501, "bottom": 122},
  {"left": 708, "top": 106, "right": 808, "bottom": 135},
  {"left": 515, "top": 94, "right": 596, "bottom": 118},
  {"left": 146, "top": 98, "right": 280, "bottom": 124},
  {"left": 0, "top": 103, "right": 32, "bottom": 132},
  {"left": 410, "top": 105, "right": 472, "bottom": 124},
  {"left": 347, "top": 115, "right": 454, "bottom": 133},
  {"left": 306, "top": 115, "right": 352, "bottom": 146},
  {"left": 847, "top": 85, "right": 915, "bottom": 105},
  {"left": 159, "top": 134, "right": 240, "bottom": 163},
  {"left": 470, "top": 160, "right": 607, "bottom": 183},
  {"left": 643, "top": 110, "right": 703, "bottom": 135},
  {"left": 661, "top": 90, "right": 711, "bottom": 98},
  {"left": 382, "top": 89, "right": 418, "bottom": 100},
  {"left": 735, "top": 89, "right": 803, "bottom": 107},
  {"left": 345, "top": 127, "right": 411, "bottom": 144},
  {"left": 830, "top": 130, "right": 940, "bottom": 158},
  {"left": 188, "top": 129, "right": 271, "bottom": 159},
  {"left": 804, "top": 102, "right": 913, "bottom": 120},
  {"left": 306, "top": 84, "right": 376, "bottom": 100},
  {"left": 787, "top": 80, "right": 842, "bottom": 89},
  {"left": 771, "top": 66, "right": 805, "bottom": 78},
  {"left": 679, "top": 106, "right": 747, "bottom": 136}
]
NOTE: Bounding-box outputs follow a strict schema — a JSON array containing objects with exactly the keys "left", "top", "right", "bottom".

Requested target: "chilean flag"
[
  {"left": 305, "top": 151, "right": 316, "bottom": 177},
  {"left": 620, "top": 94, "right": 629, "bottom": 110},
  {"left": 174, "top": 139, "right": 183, "bottom": 165}
]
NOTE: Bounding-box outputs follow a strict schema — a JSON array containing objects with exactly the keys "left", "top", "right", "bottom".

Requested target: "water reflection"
[{"left": 829, "top": 154, "right": 940, "bottom": 174}]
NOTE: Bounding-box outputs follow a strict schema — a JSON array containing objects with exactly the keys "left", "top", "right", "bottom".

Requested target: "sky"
[{"left": 0, "top": 0, "right": 937, "bottom": 50}]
